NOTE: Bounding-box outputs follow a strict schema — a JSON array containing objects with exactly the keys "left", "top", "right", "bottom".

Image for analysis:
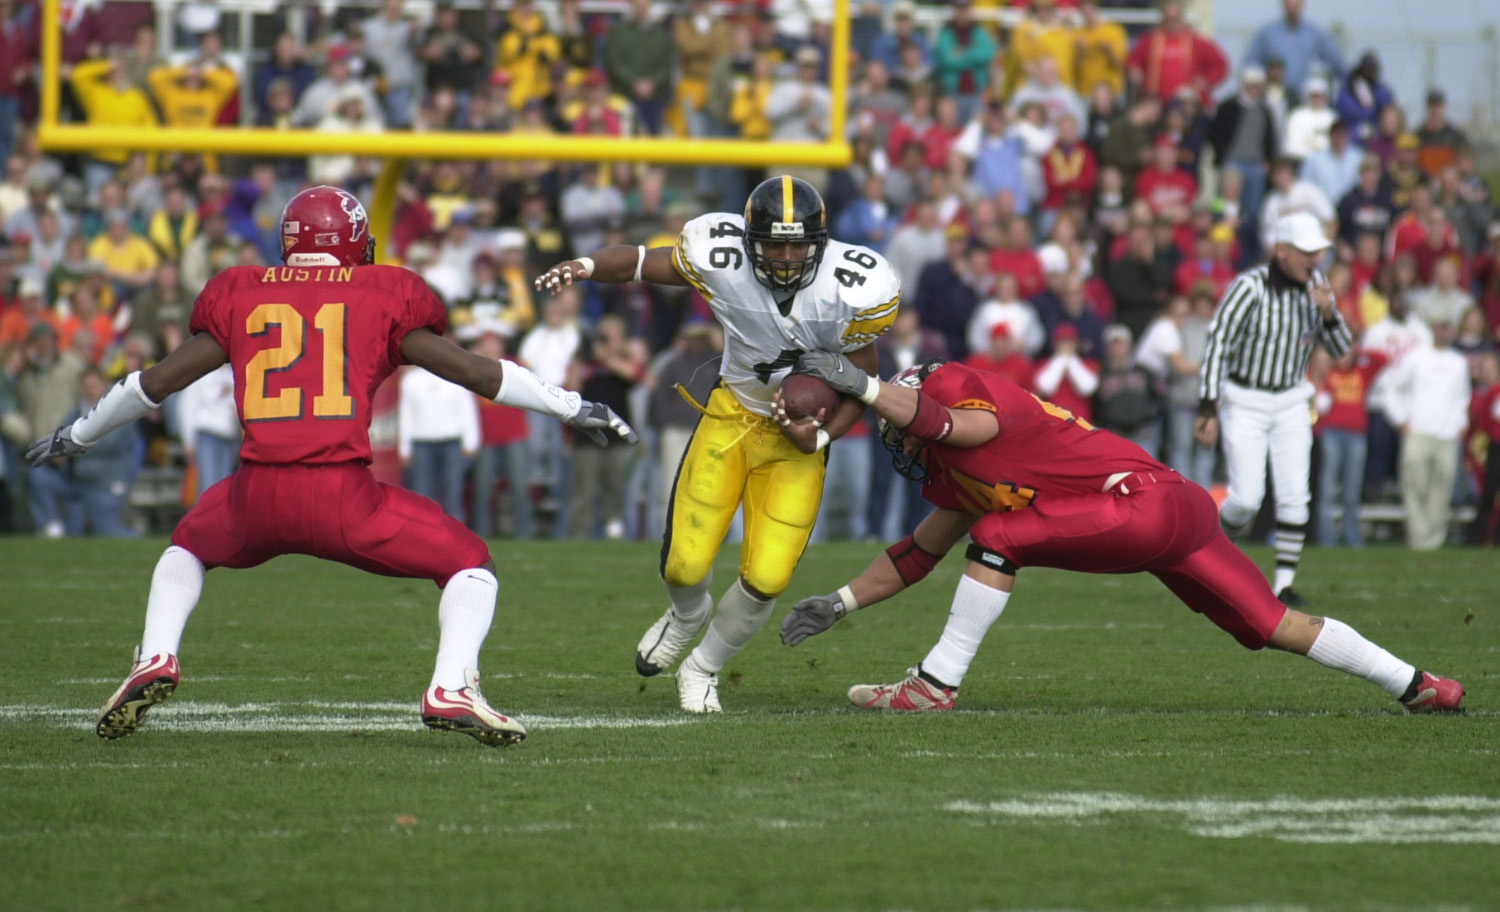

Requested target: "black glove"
[
  {"left": 780, "top": 591, "right": 850, "bottom": 646},
  {"left": 566, "top": 400, "right": 639, "bottom": 447},
  {"left": 794, "top": 351, "right": 875, "bottom": 402},
  {"left": 25, "top": 426, "right": 88, "bottom": 466}
]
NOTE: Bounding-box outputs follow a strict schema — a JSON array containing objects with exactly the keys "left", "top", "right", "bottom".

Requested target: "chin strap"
[{"left": 71, "top": 371, "right": 160, "bottom": 447}]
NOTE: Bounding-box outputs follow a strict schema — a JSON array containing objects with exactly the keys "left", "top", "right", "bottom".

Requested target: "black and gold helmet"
[{"left": 743, "top": 175, "right": 829, "bottom": 293}]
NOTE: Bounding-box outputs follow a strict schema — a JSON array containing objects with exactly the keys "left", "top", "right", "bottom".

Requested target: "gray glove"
[
  {"left": 794, "top": 351, "right": 874, "bottom": 402},
  {"left": 566, "top": 400, "right": 639, "bottom": 447},
  {"left": 25, "top": 426, "right": 88, "bottom": 467},
  {"left": 781, "top": 591, "right": 850, "bottom": 646}
]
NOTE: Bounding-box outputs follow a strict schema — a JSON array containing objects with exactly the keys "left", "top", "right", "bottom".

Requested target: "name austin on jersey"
[{"left": 671, "top": 212, "right": 900, "bottom": 415}]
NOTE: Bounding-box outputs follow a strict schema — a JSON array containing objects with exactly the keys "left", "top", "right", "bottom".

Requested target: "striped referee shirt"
[{"left": 1199, "top": 262, "right": 1353, "bottom": 404}]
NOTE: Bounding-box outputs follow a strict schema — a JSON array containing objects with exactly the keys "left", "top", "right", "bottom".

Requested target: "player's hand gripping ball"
[{"left": 778, "top": 374, "right": 840, "bottom": 424}]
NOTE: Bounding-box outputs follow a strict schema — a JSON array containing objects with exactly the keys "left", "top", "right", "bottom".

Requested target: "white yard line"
[{"left": 945, "top": 792, "right": 1500, "bottom": 844}]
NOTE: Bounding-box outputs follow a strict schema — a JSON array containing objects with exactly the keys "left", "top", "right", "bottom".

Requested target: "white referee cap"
[{"left": 1274, "top": 212, "right": 1332, "bottom": 254}]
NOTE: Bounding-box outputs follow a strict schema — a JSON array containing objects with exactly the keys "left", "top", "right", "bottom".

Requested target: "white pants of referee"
[{"left": 1219, "top": 379, "right": 1313, "bottom": 530}]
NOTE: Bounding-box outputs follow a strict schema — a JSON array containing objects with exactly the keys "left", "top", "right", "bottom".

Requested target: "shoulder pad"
[{"left": 838, "top": 251, "right": 901, "bottom": 348}]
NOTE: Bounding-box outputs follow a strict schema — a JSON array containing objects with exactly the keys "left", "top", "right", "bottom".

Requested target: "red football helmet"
[{"left": 279, "top": 185, "right": 375, "bottom": 267}]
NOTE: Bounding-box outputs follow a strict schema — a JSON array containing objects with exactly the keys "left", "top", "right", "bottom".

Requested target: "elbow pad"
[{"left": 885, "top": 534, "right": 944, "bottom": 586}]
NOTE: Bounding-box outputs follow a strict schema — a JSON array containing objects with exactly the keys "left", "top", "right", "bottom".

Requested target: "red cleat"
[
  {"left": 849, "top": 667, "right": 958, "bottom": 712},
  {"left": 421, "top": 668, "right": 526, "bottom": 746},
  {"left": 97, "top": 648, "right": 180, "bottom": 739},
  {"left": 1402, "top": 671, "right": 1465, "bottom": 714}
]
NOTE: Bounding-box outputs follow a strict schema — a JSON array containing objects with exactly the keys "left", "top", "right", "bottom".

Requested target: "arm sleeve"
[
  {"left": 1067, "top": 356, "right": 1101, "bottom": 396},
  {"left": 394, "top": 272, "right": 448, "bottom": 365},
  {"left": 1033, "top": 357, "right": 1067, "bottom": 396},
  {"left": 1199, "top": 274, "right": 1258, "bottom": 403}
]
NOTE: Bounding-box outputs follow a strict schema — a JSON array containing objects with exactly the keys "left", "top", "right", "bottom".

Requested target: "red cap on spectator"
[
  {"left": 490, "top": 69, "right": 512, "bottom": 87},
  {"left": 1053, "top": 324, "right": 1079, "bottom": 342},
  {"left": 327, "top": 44, "right": 351, "bottom": 62},
  {"left": 990, "top": 323, "right": 1012, "bottom": 341},
  {"left": 583, "top": 68, "right": 607, "bottom": 89}
]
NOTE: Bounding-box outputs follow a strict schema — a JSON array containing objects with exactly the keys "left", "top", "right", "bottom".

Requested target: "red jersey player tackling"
[
  {"left": 27, "top": 186, "right": 637, "bottom": 746},
  {"left": 778, "top": 355, "right": 1464, "bottom": 714}
]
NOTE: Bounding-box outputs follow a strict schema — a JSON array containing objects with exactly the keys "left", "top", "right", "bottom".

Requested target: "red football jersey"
[
  {"left": 918, "top": 362, "right": 1166, "bottom": 514},
  {"left": 189, "top": 264, "right": 447, "bottom": 465}
]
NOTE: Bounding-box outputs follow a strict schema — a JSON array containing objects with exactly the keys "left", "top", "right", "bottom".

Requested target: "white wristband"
[
  {"left": 575, "top": 256, "right": 595, "bottom": 278},
  {"left": 857, "top": 380, "right": 880, "bottom": 406},
  {"left": 836, "top": 584, "right": 859, "bottom": 613},
  {"left": 814, "top": 429, "right": 831, "bottom": 452},
  {"left": 632, "top": 245, "right": 646, "bottom": 282},
  {"left": 71, "top": 371, "right": 159, "bottom": 447}
]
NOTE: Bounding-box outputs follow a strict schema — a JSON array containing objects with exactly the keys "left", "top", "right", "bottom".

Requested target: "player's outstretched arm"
[
  {"left": 781, "top": 508, "right": 976, "bottom": 646},
  {"left": 26, "top": 332, "right": 226, "bottom": 466},
  {"left": 399, "top": 328, "right": 637, "bottom": 446},
  {"left": 793, "top": 352, "right": 999, "bottom": 447},
  {"left": 534, "top": 246, "right": 688, "bottom": 294}
]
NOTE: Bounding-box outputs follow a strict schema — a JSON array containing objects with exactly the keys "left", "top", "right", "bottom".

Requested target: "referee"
[{"left": 1195, "top": 212, "right": 1352, "bottom": 607}]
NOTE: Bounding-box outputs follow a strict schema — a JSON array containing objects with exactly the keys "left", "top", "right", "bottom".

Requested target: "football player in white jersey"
[{"left": 536, "top": 175, "right": 901, "bottom": 712}]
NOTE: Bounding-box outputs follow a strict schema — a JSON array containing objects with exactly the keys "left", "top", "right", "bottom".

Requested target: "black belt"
[{"left": 1228, "top": 374, "right": 1296, "bottom": 393}]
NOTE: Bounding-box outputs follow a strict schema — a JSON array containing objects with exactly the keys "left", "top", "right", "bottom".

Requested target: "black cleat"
[{"left": 1276, "top": 587, "right": 1309, "bottom": 608}]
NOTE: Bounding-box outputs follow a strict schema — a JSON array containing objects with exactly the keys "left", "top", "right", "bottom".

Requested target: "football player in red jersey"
[
  {"left": 778, "top": 355, "right": 1465, "bottom": 714},
  {"left": 27, "top": 186, "right": 637, "bottom": 746}
]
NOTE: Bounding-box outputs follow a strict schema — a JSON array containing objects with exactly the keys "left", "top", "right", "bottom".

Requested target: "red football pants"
[
  {"left": 172, "top": 462, "right": 491, "bottom": 586},
  {"left": 968, "top": 472, "right": 1287, "bottom": 648}
]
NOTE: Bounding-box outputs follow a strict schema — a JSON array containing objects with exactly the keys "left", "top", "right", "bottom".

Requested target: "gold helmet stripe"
[{"left": 781, "top": 174, "right": 794, "bottom": 224}]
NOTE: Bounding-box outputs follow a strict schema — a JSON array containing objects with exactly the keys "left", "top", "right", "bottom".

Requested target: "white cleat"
[
  {"left": 676, "top": 655, "right": 722, "bottom": 713},
  {"left": 421, "top": 668, "right": 527, "bottom": 747},
  {"left": 635, "top": 608, "right": 707, "bottom": 677}
]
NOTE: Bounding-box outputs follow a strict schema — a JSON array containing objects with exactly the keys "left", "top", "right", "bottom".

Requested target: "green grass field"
[{"left": 2, "top": 538, "right": 1496, "bottom": 911}]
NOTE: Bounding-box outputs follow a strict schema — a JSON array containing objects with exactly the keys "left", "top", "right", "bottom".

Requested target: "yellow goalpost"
[{"left": 36, "top": 0, "right": 853, "bottom": 261}]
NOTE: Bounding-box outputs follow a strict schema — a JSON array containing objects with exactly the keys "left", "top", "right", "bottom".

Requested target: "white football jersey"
[{"left": 671, "top": 212, "right": 901, "bottom": 417}]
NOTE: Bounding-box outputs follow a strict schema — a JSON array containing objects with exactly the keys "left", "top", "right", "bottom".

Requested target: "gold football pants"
[{"left": 661, "top": 386, "right": 827, "bottom": 597}]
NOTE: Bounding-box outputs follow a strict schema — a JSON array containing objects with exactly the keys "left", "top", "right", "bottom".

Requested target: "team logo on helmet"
[{"left": 340, "top": 192, "right": 369, "bottom": 243}]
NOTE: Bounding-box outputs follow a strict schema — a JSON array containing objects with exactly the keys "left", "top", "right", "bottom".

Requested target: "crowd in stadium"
[{"left": 0, "top": 0, "right": 1497, "bottom": 549}]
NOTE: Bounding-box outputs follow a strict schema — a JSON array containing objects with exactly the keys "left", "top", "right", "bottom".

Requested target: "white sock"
[
  {"left": 665, "top": 573, "right": 714, "bottom": 626},
  {"left": 1305, "top": 617, "right": 1416, "bottom": 698},
  {"left": 139, "top": 546, "right": 205, "bottom": 658},
  {"left": 431, "top": 568, "right": 498, "bottom": 691},
  {"left": 691, "top": 579, "right": 775, "bottom": 673},
  {"left": 920, "top": 575, "right": 1011, "bottom": 688},
  {"left": 1273, "top": 566, "right": 1296, "bottom": 593}
]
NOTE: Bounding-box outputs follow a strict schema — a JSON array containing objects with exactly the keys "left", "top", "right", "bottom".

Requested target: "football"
[{"left": 778, "top": 373, "right": 840, "bottom": 423}]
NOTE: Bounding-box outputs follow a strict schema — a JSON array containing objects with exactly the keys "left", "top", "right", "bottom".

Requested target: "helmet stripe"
[{"left": 781, "top": 175, "right": 793, "bottom": 224}]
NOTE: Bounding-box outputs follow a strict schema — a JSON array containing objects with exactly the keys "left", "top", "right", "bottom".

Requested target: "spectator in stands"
[
  {"left": 1126, "top": 0, "right": 1227, "bottom": 105},
  {"left": 565, "top": 313, "right": 642, "bottom": 540},
  {"left": 1135, "top": 137, "right": 1196, "bottom": 225},
  {"left": 87, "top": 208, "right": 157, "bottom": 296},
  {"left": 362, "top": 0, "right": 419, "bottom": 129},
  {"left": 1468, "top": 350, "right": 1500, "bottom": 546},
  {"left": 179, "top": 210, "right": 237, "bottom": 296},
  {"left": 766, "top": 45, "right": 833, "bottom": 185},
  {"left": 128, "top": 261, "right": 188, "bottom": 356},
  {"left": 882, "top": 200, "right": 944, "bottom": 311},
  {"left": 1135, "top": 293, "right": 1203, "bottom": 469},
  {"left": 1301, "top": 118, "right": 1362, "bottom": 213},
  {"left": 951, "top": 103, "right": 1026, "bottom": 217},
  {"left": 177, "top": 362, "right": 237, "bottom": 497},
  {"left": 1107, "top": 223, "right": 1174, "bottom": 340},
  {"left": 1245, "top": 0, "right": 1346, "bottom": 93},
  {"left": 1261, "top": 55, "right": 1298, "bottom": 136},
  {"left": 604, "top": 0, "right": 674, "bottom": 136},
  {"left": 1101, "top": 93, "right": 1161, "bottom": 193},
  {"left": 849, "top": 60, "right": 906, "bottom": 153},
  {"left": 1334, "top": 51, "right": 1393, "bottom": 145},
  {"left": 966, "top": 322, "right": 1035, "bottom": 391},
  {"left": 835, "top": 173, "right": 899, "bottom": 255},
  {"left": 1174, "top": 222, "right": 1236, "bottom": 299},
  {"left": 294, "top": 45, "right": 381, "bottom": 129},
  {"left": 1093, "top": 322, "right": 1163, "bottom": 455},
  {"left": 29, "top": 209, "right": 67, "bottom": 280},
  {"left": 1075, "top": 0, "right": 1127, "bottom": 99},
  {"left": 672, "top": 0, "right": 733, "bottom": 140},
  {"left": 463, "top": 323, "right": 535, "bottom": 540},
  {"left": 520, "top": 287, "right": 581, "bottom": 502},
  {"left": 15, "top": 323, "right": 85, "bottom": 535},
  {"left": 1388, "top": 318, "right": 1471, "bottom": 549},
  {"left": 1437, "top": 157, "right": 1493, "bottom": 257},
  {"left": 421, "top": 1, "right": 485, "bottom": 98},
  {"left": 400, "top": 354, "right": 480, "bottom": 522},
  {"left": 1011, "top": 55, "right": 1086, "bottom": 130},
  {"left": 934, "top": 0, "right": 995, "bottom": 122},
  {"left": 1413, "top": 257, "right": 1475, "bottom": 329},
  {"left": 1411, "top": 207, "right": 1463, "bottom": 286},
  {"left": 1314, "top": 344, "right": 1386, "bottom": 546},
  {"left": 1259, "top": 157, "right": 1334, "bottom": 255},
  {"left": 309, "top": 88, "right": 382, "bottom": 190},
  {"left": 1336, "top": 154, "right": 1394, "bottom": 250},
  {"left": 147, "top": 59, "right": 238, "bottom": 141},
  {"left": 35, "top": 366, "right": 140, "bottom": 537},
  {"left": 1009, "top": 0, "right": 1076, "bottom": 91},
  {"left": 870, "top": 1, "right": 930, "bottom": 76},
  {"left": 0, "top": 276, "right": 52, "bottom": 349},
  {"left": 1415, "top": 89, "right": 1469, "bottom": 178},
  {"left": 560, "top": 166, "right": 625, "bottom": 260},
  {"left": 1476, "top": 226, "right": 1500, "bottom": 344},
  {"left": 1363, "top": 288, "right": 1432, "bottom": 501},
  {"left": 729, "top": 50, "right": 776, "bottom": 142},
  {"left": 989, "top": 216, "right": 1045, "bottom": 301},
  {"left": 69, "top": 53, "right": 158, "bottom": 195},
  {"left": 1033, "top": 323, "right": 1100, "bottom": 423},
  {"left": 145, "top": 186, "right": 196, "bottom": 264},
  {"left": 969, "top": 272, "right": 1044, "bottom": 358},
  {"left": 253, "top": 33, "right": 315, "bottom": 116},
  {"left": 915, "top": 227, "right": 985, "bottom": 361},
  {"left": 1209, "top": 66, "right": 1277, "bottom": 256},
  {"left": 0, "top": 0, "right": 29, "bottom": 168},
  {"left": 57, "top": 283, "right": 112, "bottom": 365},
  {"left": 1282, "top": 76, "right": 1336, "bottom": 161},
  {"left": 493, "top": 0, "right": 560, "bottom": 114}
]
